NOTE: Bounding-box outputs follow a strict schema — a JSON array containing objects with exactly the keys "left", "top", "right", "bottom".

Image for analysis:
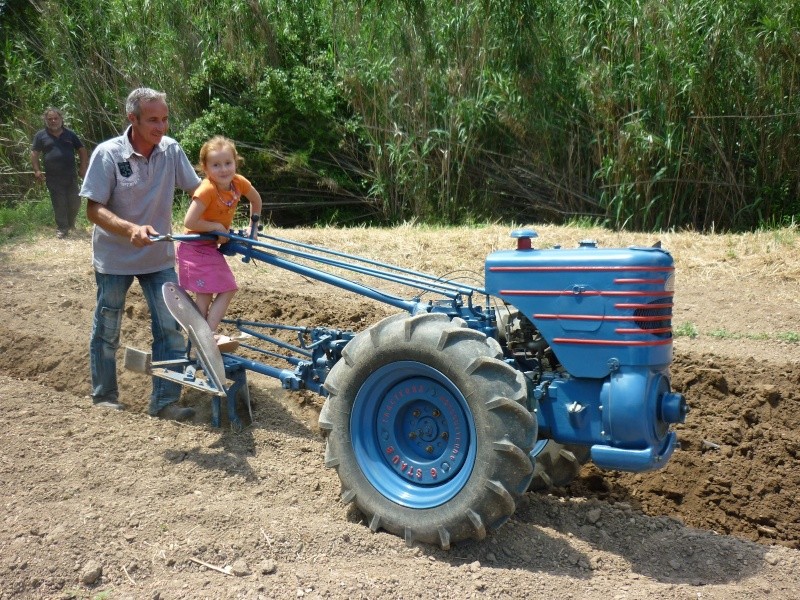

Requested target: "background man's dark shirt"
[{"left": 32, "top": 128, "right": 84, "bottom": 182}]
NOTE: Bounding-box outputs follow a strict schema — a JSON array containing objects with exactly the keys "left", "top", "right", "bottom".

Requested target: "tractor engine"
[{"left": 485, "top": 231, "right": 688, "bottom": 472}]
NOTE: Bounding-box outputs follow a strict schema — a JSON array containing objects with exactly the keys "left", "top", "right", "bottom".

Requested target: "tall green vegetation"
[
  {"left": 2, "top": 0, "right": 799, "bottom": 230},
  {"left": 331, "top": 1, "right": 534, "bottom": 222},
  {"left": 564, "top": 0, "right": 800, "bottom": 230}
]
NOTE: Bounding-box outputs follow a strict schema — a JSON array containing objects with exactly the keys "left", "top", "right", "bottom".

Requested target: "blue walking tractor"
[{"left": 126, "top": 227, "right": 688, "bottom": 548}]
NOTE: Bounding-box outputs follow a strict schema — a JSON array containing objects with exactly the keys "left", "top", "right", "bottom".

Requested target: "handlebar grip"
[{"left": 150, "top": 233, "right": 219, "bottom": 242}]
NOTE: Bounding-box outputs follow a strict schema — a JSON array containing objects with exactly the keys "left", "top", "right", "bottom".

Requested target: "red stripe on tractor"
[
  {"left": 534, "top": 313, "right": 670, "bottom": 322},
  {"left": 613, "top": 278, "right": 665, "bottom": 284},
  {"left": 615, "top": 302, "right": 673, "bottom": 310},
  {"left": 552, "top": 338, "right": 673, "bottom": 347},
  {"left": 500, "top": 290, "right": 674, "bottom": 297},
  {"left": 489, "top": 266, "right": 674, "bottom": 272},
  {"left": 614, "top": 327, "right": 673, "bottom": 335}
]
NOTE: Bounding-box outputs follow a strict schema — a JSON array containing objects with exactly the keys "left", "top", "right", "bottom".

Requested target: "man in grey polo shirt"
[{"left": 80, "top": 87, "right": 202, "bottom": 421}]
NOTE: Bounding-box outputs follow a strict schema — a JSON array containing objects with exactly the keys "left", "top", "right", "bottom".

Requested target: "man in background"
[
  {"left": 80, "top": 87, "right": 201, "bottom": 421},
  {"left": 31, "top": 107, "right": 89, "bottom": 238}
]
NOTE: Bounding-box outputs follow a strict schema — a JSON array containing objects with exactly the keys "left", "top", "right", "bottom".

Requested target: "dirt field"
[{"left": 1, "top": 223, "right": 799, "bottom": 599}]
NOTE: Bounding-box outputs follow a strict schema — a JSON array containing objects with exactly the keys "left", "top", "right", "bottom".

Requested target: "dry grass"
[
  {"left": 7, "top": 222, "right": 799, "bottom": 363},
  {"left": 266, "top": 222, "right": 800, "bottom": 280}
]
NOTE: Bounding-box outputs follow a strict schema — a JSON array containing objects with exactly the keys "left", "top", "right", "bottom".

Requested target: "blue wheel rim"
[{"left": 351, "top": 361, "right": 476, "bottom": 509}]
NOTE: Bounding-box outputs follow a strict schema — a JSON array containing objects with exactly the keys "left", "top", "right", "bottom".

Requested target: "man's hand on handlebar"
[{"left": 131, "top": 225, "right": 158, "bottom": 247}]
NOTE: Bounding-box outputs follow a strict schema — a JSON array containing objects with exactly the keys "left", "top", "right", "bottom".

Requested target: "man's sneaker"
[
  {"left": 156, "top": 403, "right": 195, "bottom": 422},
  {"left": 56, "top": 230, "right": 67, "bottom": 239},
  {"left": 93, "top": 400, "right": 125, "bottom": 411}
]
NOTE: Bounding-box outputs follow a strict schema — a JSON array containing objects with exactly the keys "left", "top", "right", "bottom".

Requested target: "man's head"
[
  {"left": 126, "top": 88, "right": 169, "bottom": 151},
  {"left": 125, "top": 88, "right": 167, "bottom": 119},
  {"left": 43, "top": 108, "right": 64, "bottom": 133}
]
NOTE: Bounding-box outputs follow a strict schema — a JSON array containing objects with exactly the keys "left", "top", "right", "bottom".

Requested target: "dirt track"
[{"left": 0, "top": 224, "right": 799, "bottom": 599}]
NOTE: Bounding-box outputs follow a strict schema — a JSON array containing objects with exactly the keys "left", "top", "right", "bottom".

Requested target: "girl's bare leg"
[
  {"left": 206, "top": 290, "right": 236, "bottom": 332},
  {"left": 194, "top": 292, "right": 213, "bottom": 323}
]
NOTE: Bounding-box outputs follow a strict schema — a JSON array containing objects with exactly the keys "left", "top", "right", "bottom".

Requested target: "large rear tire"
[{"left": 319, "top": 313, "right": 536, "bottom": 548}]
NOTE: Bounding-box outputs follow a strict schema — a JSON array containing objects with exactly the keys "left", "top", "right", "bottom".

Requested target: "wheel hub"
[
  {"left": 376, "top": 380, "right": 468, "bottom": 486},
  {"left": 351, "top": 361, "right": 476, "bottom": 508}
]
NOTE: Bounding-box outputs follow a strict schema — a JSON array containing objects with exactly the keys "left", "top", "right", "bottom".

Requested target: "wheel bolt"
[
  {"left": 432, "top": 409, "right": 441, "bottom": 417},
  {"left": 425, "top": 445, "right": 433, "bottom": 454},
  {"left": 412, "top": 409, "right": 421, "bottom": 418},
  {"left": 409, "top": 431, "right": 417, "bottom": 439},
  {"left": 441, "top": 432, "right": 448, "bottom": 440}
]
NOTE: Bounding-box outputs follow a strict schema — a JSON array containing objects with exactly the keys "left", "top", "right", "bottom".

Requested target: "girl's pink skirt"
[{"left": 176, "top": 241, "right": 238, "bottom": 294}]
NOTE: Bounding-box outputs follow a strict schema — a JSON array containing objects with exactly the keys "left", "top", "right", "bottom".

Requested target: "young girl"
[{"left": 176, "top": 136, "right": 262, "bottom": 350}]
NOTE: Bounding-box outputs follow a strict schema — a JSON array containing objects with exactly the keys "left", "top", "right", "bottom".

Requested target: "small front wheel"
[{"left": 528, "top": 441, "right": 590, "bottom": 492}]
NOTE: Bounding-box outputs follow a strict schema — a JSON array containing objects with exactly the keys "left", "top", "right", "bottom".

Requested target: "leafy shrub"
[{"left": 178, "top": 100, "right": 260, "bottom": 167}]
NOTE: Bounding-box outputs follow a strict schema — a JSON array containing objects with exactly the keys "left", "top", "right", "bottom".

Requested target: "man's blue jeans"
[{"left": 90, "top": 268, "right": 186, "bottom": 415}]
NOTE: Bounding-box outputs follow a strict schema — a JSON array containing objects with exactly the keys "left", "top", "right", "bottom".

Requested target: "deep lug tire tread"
[
  {"left": 320, "top": 313, "right": 536, "bottom": 548},
  {"left": 528, "top": 442, "right": 591, "bottom": 492}
]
